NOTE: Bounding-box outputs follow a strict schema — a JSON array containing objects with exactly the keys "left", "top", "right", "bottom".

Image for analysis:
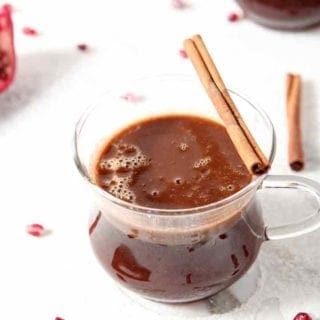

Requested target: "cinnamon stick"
[
  {"left": 183, "top": 35, "right": 270, "bottom": 175},
  {"left": 286, "top": 73, "right": 304, "bottom": 171}
]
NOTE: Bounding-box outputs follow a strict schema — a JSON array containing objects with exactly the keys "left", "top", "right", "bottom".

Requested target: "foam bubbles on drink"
[
  {"left": 151, "top": 190, "right": 159, "bottom": 197},
  {"left": 219, "top": 184, "right": 235, "bottom": 192},
  {"left": 100, "top": 146, "right": 149, "bottom": 171},
  {"left": 232, "top": 166, "right": 246, "bottom": 176},
  {"left": 98, "top": 144, "right": 150, "bottom": 202},
  {"left": 179, "top": 142, "right": 189, "bottom": 151},
  {"left": 109, "top": 185, "right": 135, "bottom": 201},
  {"left": 193, "top": 156, "right": 212, "bottom": 169}
]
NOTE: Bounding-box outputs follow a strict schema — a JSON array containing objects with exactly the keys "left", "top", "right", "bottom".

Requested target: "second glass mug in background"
[
  {"left": 74, "top": 75, "right": 320, "bottom": 303},
  {"left": 236, "top": 0, "right": 320, "bottom": 30}
]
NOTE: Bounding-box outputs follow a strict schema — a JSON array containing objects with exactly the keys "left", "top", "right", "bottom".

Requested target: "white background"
[{"left": 1, "top": 0, "right": 320, "bottom": 319}]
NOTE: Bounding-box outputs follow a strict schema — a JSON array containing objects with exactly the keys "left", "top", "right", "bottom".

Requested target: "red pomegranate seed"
[
  {"left": 55, "top": 317, "right": 64, "bottom": 320},
  {"left": 22, "top": 26, "right": 38, "bottom": 36},
  {"left": 77, "top": 43, "right": 88, "bottom": 51},
  {"left": 179, "top": 49, "right": 188, "bottom": 59},
  {"left": 172, "top": 0, "right": 187, "bottom": 9},
  {"left": 121, "top": 92, "right": 143, "bottom": 103},
  {"left": 26, "top": 223, "right": 45, "bottom": 237},
  {"left": 0, "top": 4, "right": 15, "bottom": 92},
  {"left": 293, "top": 313, "right": 312, "bottom": 320},
  {"left": 228, "top": 12, "right": 240, "bottom": 22}
]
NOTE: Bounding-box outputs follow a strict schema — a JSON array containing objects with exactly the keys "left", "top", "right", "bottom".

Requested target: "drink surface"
[{"left": 94, "top": 115, "right": 252, "bottom": 209}]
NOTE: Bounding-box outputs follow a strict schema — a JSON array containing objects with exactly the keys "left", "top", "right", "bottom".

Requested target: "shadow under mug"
[{"left": 74, "top": 75, "right": 320, "bottom": 303}]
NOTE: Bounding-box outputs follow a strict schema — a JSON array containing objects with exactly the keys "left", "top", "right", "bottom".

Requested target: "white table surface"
[{"left": 1, "top": 1, "right": 320, "bottom": 319}]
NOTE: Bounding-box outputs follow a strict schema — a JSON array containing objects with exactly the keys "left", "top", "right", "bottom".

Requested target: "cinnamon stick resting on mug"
[
  {"left": 183, "top": 35, "right": 270, "bottom": 175},
  {"left": 286, "top": 73, "right": 304, "bottom": 171}
]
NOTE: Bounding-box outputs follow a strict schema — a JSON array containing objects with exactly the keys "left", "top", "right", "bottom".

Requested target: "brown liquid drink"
[{"left": 89, "top": 115, "right": 265, "bottom": 302}]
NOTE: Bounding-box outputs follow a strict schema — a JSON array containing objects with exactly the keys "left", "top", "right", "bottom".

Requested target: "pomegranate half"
[{"left": 0, "top": 4, "right": 15, "bottom": 93}]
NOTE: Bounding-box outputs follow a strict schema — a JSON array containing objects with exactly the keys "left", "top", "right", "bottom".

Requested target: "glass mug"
[
  {"left": 74, "top": 75, "right": 320, "bottom": 303},
  {"left": 236, "top": 0, "right": 320, "bottom": 30}
]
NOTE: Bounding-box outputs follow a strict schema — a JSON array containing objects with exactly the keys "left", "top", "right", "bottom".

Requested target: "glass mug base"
[
  {"left": 89, "top": 198, "right": 264, "bottom": 303},
  {"left": 118, "top": 260, "right": 262, "bottom": 310}
]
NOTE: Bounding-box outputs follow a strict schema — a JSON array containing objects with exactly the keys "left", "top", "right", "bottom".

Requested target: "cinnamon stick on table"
[
  {"left": 286, "top": 73, "right": 304, "bottom": 171},
  {"left": 183, "top": 35, "right": 270, "bottom": 175}
]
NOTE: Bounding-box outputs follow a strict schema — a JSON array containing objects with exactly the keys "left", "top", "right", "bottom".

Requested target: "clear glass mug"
[
  {"left": 236, "top": 0, "right": 320, "bottom": 30},
  {"left": 74, "top": 75, "right": 320, "bottom": 303}
]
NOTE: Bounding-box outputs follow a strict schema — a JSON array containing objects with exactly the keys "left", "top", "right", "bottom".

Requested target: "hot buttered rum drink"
[{"left": 89, "top": 115, "right": 265, "bottom": 302}]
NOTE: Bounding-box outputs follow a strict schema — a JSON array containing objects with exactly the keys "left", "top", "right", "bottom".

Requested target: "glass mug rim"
[{"left": 73, "top": 74, "right": 276, "bottom": 217}]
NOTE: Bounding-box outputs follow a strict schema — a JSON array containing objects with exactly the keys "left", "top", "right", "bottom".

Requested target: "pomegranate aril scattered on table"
[
  {"left": 121, "top": 92, "right": 143, "bottom": 103},
  {"left": 22, "top": 26, "right": 38, "bottom": 36},
  {"left": 179, "top": 49, "right": 188, "bottom": 58},
  {"left": 77, "top": 43, "right": 88, "bottom": 51},
  {"left": 293, "top": 312, "right": 312, "bottom": 320},
  {"left": 172, "top": 0, "right": 187, "bottom": 9},
  {"left": 0, "top": 4, "right": 15, "bottom": 93},
  {"left": 26, "top": 223, "right": 45, "bottom": 237},
  {"left": 228, "top": 12, "right": 241, "bottom": 22}
]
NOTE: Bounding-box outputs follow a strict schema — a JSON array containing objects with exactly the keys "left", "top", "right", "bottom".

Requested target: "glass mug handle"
[{"left": 260, "top": 175, "right": 320, "bottom": 241}]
